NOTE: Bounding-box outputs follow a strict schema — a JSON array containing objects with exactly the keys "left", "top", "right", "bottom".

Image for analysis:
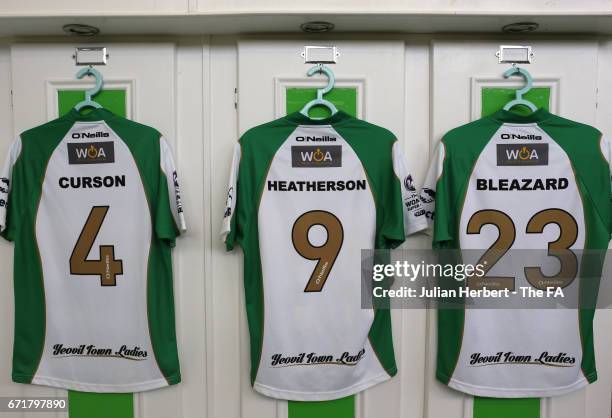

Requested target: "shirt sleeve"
[
  {"left": 419, "top": 141, "right": 453, "bottom": 246},
  {"left": 419, "top": 142, "right": 445, "bottom": 231},
  {"left": 220, "top": 143, "right": 241, "bottom": 251},
  {"left": 156, "top": 137, "right": 186, "bottom": 244},
  {"left": 391, "top": 141, "right": 428, "bottom": 238},
  {"left": 0, "top": 137, "right": 22, "bottom": 241}
]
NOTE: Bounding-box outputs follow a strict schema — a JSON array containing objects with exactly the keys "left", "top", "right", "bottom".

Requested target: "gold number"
[
  {"left": 466, "top": 210, "right": 516, "bottom": 290},
  {"left": 292, "top": 210, "right": 344, "bottom": 292},
  {"left": 467, "top": 208, "right": 578, "bottom": 290},
  {"left": 525, "top": 209, "right": 578, "bottom": 289},
  {"left": 70, "top": 206, "right": 123, "bottom": 286}
]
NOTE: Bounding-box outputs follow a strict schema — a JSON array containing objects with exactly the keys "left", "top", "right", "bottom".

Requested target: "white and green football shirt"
[
  {"left": 420, "top": 109, "right": 609, "bottom": 397},
  {"left": 221, "top": 111, "right": 427, "bottom": 401},
  {"left": 0, "top": 108, "right": 186, "bottom": 392}
]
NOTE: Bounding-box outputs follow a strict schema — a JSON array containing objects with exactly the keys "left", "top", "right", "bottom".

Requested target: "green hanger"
[
  {"left": 300, "top": 64, "right": 339, "bottom": 119},
  {"left": 503, "top": 66, "right": 538, "bottom": 113},
  {"left": 74, "top": 66, "right": 104, "bottom": 111}
]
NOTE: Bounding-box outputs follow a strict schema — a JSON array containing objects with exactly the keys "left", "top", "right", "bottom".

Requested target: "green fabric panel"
[
  {"left": 234, "top": 118, "right": 299, "bottom": 383},
  {"left": 333, "top": 119, "right": 405, "bottom": 250},
  {"left": 58, "top": 90, "right": 134, "bottom": 418},
  {"left": 332, "top": 119, "right": 403, "bottom": 376},
  {"left": 286, "top": 88, "right": 357, "bottom": 119},
  {"left": 470, "top": 87, "right": 552, "bottom": 418},
  {"left": 537, "top": 115, "right": 609, "bottom": 382},
  {"left": 537, "top": 115, "right": 610, "bottom": 248},
  {"left": 325, "top": 103, "right": 404, "bottom": 378},
  {"left": 286, "top": 88, "right": 357, "bottom": 418},
  {"left": 432, "top": 117, "right": 502, "bottom": 248},
  {"left": 366, "top": 308, "right": 397, "bottom": 376},
  {"left": 473, "top": 397, "right": 540, "bottom": 418},
  {"left": 288, "top": 395, "right": 355, "bottom": 418},
  {"left": 433, "top": 114, "right": 503, "bottom": 385},
  {"left": 104, "top": 115, "right": 181, "bottom": 384},
  {"left": 8, "top": 119, "right": 73, "bottom": 383},
  {"left": 481, "top": 88, "right": 550, "bottom": 117}
]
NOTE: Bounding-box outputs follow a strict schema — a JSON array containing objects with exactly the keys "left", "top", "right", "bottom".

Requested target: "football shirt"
[
  {"left": 0, "top": 108, "right": 185, "bottom": 392},
  {"left": 221, "top": 111, "right": 427, "bottom": 400},
  {"left": 420, "top": 109, "right": 609, "bottom": 397}
]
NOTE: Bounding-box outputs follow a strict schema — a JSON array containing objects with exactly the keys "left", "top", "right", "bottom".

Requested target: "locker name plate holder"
[
  {"left": 73, "top": 47, "right": 108, "bottom": 66},
  {"left": 496, "top": 45, "right": 533, "bottom": 65},
  {"left": 301, "top": 46, "right": 339, "bottom": 64}
]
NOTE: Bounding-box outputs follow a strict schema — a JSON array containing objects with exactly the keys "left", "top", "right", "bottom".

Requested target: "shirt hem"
[
  {"left": 14, "top": 373, "right": 180, "bottom": 393},
  {"left": 253, "top": 372, "right": 392, "bottom": 401},
  {"left": 438, "top": 371, "right": 595, "bottom": 398}
]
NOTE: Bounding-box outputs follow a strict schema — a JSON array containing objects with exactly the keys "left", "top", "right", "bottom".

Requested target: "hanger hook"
[
  {"left": 76, "top": 66, "right": 103, "bottom": 101},
  {"left": 307, "top": 64, "right": 335, "bottom": 98},
  {"left": 503, "top": 67, "right": 533, "bottom": 98}
]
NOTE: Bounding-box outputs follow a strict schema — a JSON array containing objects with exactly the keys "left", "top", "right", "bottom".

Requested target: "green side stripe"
[
  {"left": 59, "top": 90, "right": 135, "bottom": 418},
  {"left": 333, "top": 120, "right": 402, "bottom": 375},
  {"left": 471, "top": 87, "right": 552, "bottom": 418},
  {"left": 537, "top": 116, "right": 608, "bottom": 383},
  {"left": 434, "top": 115, "right": 502, "bottom": 384},
  {"left": 10, "top": 118, "right": 73, "bottom": 383},
  {"left": 229, "top": 117, "right": 299, "bottom": 386},
  {"left": 104, "top": 114, "right": 181, "bottom": 385},
  {"left": 286, "top": 88, "right": 358, "bottom": 418}
]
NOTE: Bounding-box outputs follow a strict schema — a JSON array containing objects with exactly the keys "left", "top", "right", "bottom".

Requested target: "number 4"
[{"left": 70, "top": 206, "right": 124, "bottom": 286}]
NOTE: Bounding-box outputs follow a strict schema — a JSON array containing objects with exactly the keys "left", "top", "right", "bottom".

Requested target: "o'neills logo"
[
  {"left": 296, "top": 135, "right": 337, "bottom": 142},
  {"left": 469, "top": 351, "right": 575, "bottom": 367},
  {"left": 68, "top": 142, "right": 115, "bottom": 164},
  {"left": 501, "top": 133, "right": 542, "bottom": 141},
  {"left": 52, "top": 344, "right": 148, "bottom": 361},
  {"left": 270, "top": 349, "right": 365, "bottom": 367},
  {"left": 72, "top": 131, "right": 110, "bottom": 139}
]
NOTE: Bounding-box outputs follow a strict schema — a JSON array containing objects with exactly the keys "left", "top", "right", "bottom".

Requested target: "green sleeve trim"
[
  {"left": 333, "top": 119, "right": 405, "bottom": 249},
  {"left": 433, "top": 117, "right": 502, "bottom": 248}
]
